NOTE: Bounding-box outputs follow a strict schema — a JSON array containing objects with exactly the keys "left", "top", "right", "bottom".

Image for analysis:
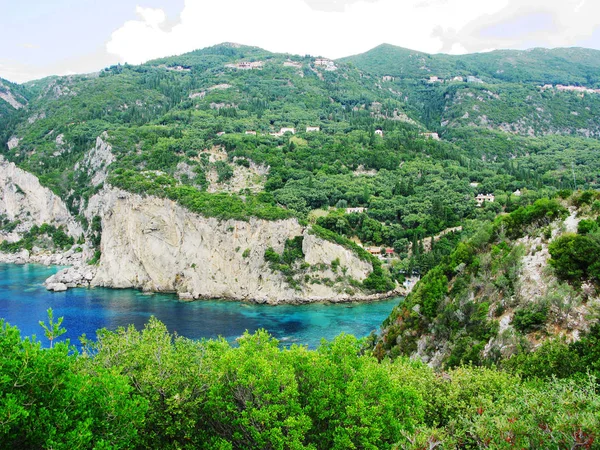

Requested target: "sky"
[{"left": 2, "top": 0, "right": 600, "bottom": 83}]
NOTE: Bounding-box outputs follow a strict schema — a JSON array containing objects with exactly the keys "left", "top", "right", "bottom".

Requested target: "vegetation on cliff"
[{"left": 377, "top": 192, "right": 600, "bottom": 372}]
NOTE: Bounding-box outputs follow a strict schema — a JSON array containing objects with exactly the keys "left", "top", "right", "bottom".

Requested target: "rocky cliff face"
[
  {"left": 74, "top": 133, "right": 115, "bottom": 187},
  {"left": 0, "top": 156, "right": 83, "bottom": 240},
  {"left": 85, "top": 188, "right": 384, "bottom": 303}
]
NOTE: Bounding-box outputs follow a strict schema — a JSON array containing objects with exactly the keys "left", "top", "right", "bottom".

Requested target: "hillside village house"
[
  {"left": 315, "top": 59, "right": 333, "bottom": 66},
  {"left": 467, "top": 76, "right": 484, "bottom": 84},
  {"left": 382, "top": 75, "right": 395, "bottom": 82},
  {"left": 269, "top": 127, "right": 296, "bottom": 137},
  {"left": 346, "top": 207, "right": 367, "bottom": 214},
  {"left": 428, "top": 76, "right": 442, "bottom": 83},
  {"left": 245, "top": 131, "right": 257, "bottom": 135},
  {"left": 422, "top": 132, "right": 440, "bottom": 140},
  {"left": 314, "top": 59, "right": 337, "bottom": 70},
  {"left": 475, "top": 193, "right": 495, "bottom": 206},
  {"left": 227, "top": 61, "right": 263, "bottom": 70},
  {"left": 306, "top": 126, "right": 320, "bottom": 132},
  {"left": 375, "top": 129, "right": 384, "bottom": 136}
]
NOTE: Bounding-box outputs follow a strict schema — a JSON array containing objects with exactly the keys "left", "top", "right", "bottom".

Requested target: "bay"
[{"left": 0, "top": 263, "right": 400, "bottom": 348}]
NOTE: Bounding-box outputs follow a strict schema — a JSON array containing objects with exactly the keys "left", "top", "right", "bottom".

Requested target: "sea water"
[{"left": 0, "top": 263, "right": 400, "bottom": 349}]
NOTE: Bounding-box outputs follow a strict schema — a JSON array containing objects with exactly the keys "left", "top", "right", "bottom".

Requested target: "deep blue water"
[{"left": 0, "top": 263, "right": 400, "bottom": 349}]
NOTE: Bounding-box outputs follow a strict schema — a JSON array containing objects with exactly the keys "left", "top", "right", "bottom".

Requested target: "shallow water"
[{"left": 0, "top": 263, "right": 400, "bottom": 348}]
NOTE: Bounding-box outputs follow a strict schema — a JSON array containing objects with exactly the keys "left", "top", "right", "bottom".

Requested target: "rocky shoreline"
[
  {"left": 0, "top": 245, "right": 97, "bottom": 292},
  {"left": 175, "top": 284, "right": 409, "bottom": 305},
  {"left": 0, "top": 246, "right": 410, "bottom": 303}
]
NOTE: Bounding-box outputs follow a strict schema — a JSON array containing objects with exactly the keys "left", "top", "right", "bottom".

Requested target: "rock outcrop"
[
  {"left": 84, "top": 188, "right": 388, "bottom": 303},
  {"left": 45, "top": 263, "right": 97, "bottom": 291},
  {"left": 0, "top": 156, "right": 83, "bottom": 240},
  {"left": 0, "top": 245, "right": 93, "bottom": 266},
  {"left": 74, "top": 133, "right": 115, "bottom": 186}
]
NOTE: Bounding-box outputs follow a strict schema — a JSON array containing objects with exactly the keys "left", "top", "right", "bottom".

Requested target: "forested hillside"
[
  {"left": 377, "top": 191, "right": 600, "bottom": 369},
  {"left": 2, "top": 43, "right": 599, "bottom": 265},
  {"left": 344, "top": 44, "right": 600, "bottom": 138},
  {"left": 0, "top": 43, "right": 598, "bottom": 301}
]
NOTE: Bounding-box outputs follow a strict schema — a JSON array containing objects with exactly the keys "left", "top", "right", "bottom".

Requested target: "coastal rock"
[
  {"left": 44, "top": 263, "right": 98, "bottom": 290},
  {"left": 0, "top": 156, "right": 83, "bottom": 239},
  {"left": 47, "top": 282, "right": 68, "bottom": 292},
  {"left": 302, "top": 233, "right": 371, "bottom": 281},
  {"left": 85, "top": 188, "right": 383, "bottom": 303}
]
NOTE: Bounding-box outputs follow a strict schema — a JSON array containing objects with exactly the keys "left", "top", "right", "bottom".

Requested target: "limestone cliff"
[
  {"left": 73, "top": 133, "right": 115, "bottom": 187},
  {"left": 0, "top": 156, "right": 83, "bottom": 240},
  {"left": 85, "top": 188, "right": 388, "bottom": 303}
]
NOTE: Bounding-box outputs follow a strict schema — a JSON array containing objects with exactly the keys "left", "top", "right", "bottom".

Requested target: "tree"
[{"left": 38, "top": 308, "right": 66, "bottom": 349}]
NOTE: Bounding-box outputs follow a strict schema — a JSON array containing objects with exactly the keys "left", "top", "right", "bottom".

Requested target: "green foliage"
[
  {"left": 577, "top": 218, "right": 598, "bottom": 235},
  {"left": 0, "top": 223, "right": 74, "bottom": 253},
  {"left": 6, "top": 314, "right": 600, "bottom": 449},
  {"left": 0, "top": 319, "right": 146, "bottom": 449},
  {"left": 549, "top": 233, "right": 600, "bottom": 285},
  {"left": 410, "top": 266, "right": 448, "bottom": 319},
  {"left": 214, "top": 160, "right": 234, "bottom": 183},
  {"left": 496, "top": 198, "right": 568, "bottom": 238},
  {"left": 86, "top": 318, "right": 425, "bottom": 449},
  {"left": 38, "top": 308, "right": 66, "bottom": 349},
  {"left": 264, "top": 237, "right": 306, "bottom": 289},
  {"left": 512, "top": 304, "right": 549, "bottom": 334}
]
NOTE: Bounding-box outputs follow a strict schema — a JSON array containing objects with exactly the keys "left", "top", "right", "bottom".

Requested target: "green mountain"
[
  {"left": 0, "top": 42, "right": 599, "bottom": 299},
  {"left": 341, "top": 44, "right": 600, "bottom": 85},
  {"left": 342, "top": 44, "right": 600, "bottom": 139}
]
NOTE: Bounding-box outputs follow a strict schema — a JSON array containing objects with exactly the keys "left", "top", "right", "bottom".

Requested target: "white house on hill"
[{"left": 475, "top": 193, "right": 495, "bottom": 206}]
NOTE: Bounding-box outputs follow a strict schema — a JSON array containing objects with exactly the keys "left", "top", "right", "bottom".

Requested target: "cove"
[{"left": 0, "top": 263, "right": 400, "bottom": 348}]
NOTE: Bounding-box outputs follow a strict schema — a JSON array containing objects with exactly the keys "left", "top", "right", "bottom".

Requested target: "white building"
[
  {"left": 467, "top": 76, "right": 484, "bottom": 84},
  {"left": 475, "top": 193, "right": 495, "bottom": 206},
  {"left": 306, "top": 126, "right": 320, "bottom": 132},
  {"left": 346, "top": 207, "right": 367, "bottom": 214},
  {"left": 375, "top": 129, "right": 384, "bottom": 136},
  {"left": 422, "top": 132, "right": 440, "bottom": 140}
]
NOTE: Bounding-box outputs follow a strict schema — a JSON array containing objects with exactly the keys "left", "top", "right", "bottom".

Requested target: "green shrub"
[
  {"left": 512, "top": 304, "right": 548, "bottom": 333},
  {"left": 549, "top": 233, "right": 600, "bottom": 285},
  {"left": 577, "top": 218, "right": 598, "bottom": 235}
]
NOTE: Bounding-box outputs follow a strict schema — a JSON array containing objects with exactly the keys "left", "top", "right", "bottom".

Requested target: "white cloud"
[
  {"left": 5, "top": 0, "right": 599, "bottom": 83},
  {"left": 105, "top": 0, "right": 509, "bottom": 63}
]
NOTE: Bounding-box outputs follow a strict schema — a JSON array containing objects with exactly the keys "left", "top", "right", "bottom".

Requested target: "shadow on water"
[{"left": 0, "top": 264, "right": 401, "bottom": 349}]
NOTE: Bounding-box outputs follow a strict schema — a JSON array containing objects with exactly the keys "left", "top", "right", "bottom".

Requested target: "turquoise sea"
[{"left": 0, "top": 263, "right": 400, "bottom": 348}]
